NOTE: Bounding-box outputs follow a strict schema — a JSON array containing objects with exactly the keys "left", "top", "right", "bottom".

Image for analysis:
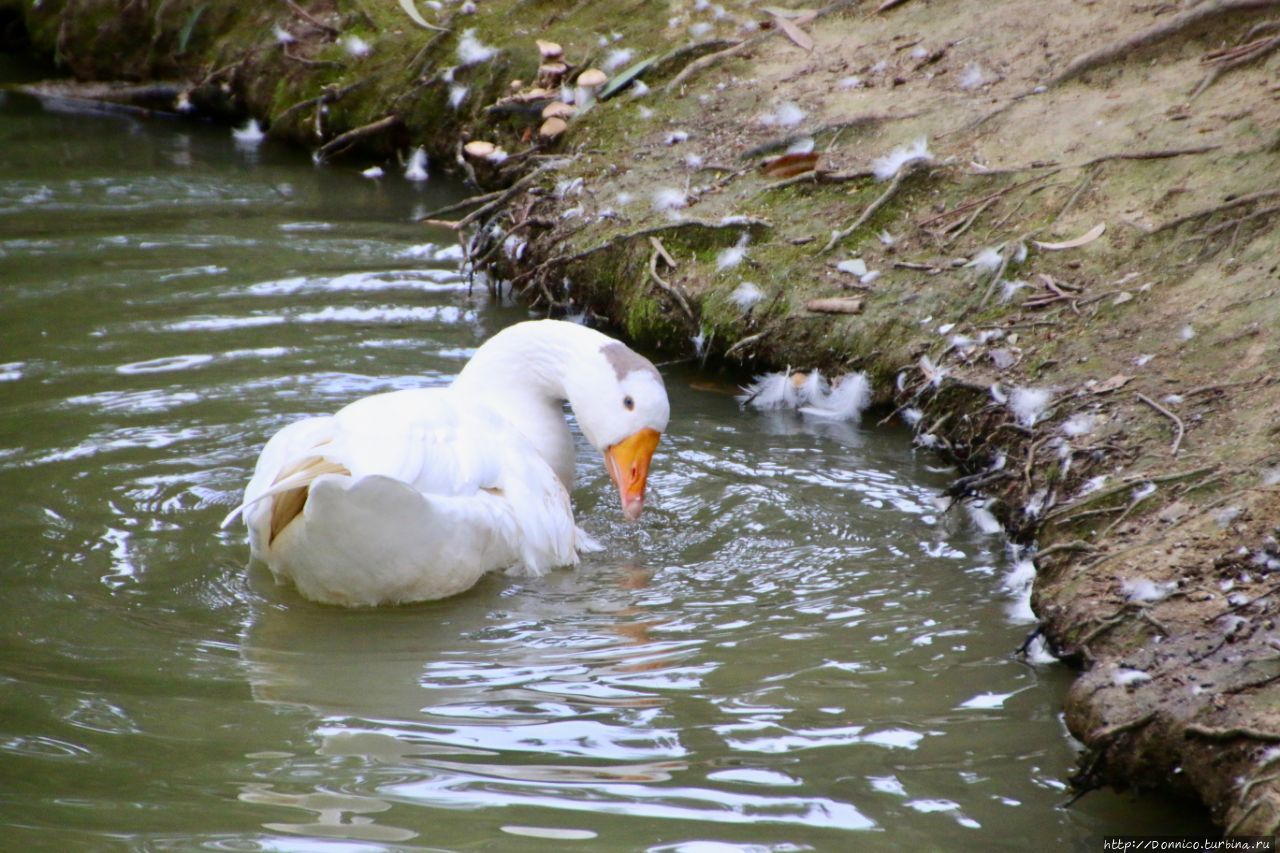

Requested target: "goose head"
[{"left": 568, "top": 341, "right": 670, "bottom": 521}]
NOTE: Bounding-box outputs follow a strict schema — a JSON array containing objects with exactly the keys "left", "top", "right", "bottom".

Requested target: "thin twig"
[
  {"left": 1151, "top": 189, "right": 1280, "bottom": 234},
  {"left": 284, "top": 0, "right": 339, "bottom": 36},
  {"left": 822, "top": 164, "right": 920, "bottom": 253},
  {"left": 1034, "top": 540, "right": 1100, "bottom": 561},
  {"left": 1136, "top": 392, "right": 1186, "bottom": 455},
  {"left": 455, "top": 165, "right": 560, "bottom": 230},
  {"left": 724, "top": 331, "right": 767, "bottom": 359},
  {"left": 416, "top": 189, "right": 507, "bottom": 222}
]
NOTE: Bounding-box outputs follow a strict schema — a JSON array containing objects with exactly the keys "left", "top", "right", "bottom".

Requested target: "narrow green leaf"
[
  {"left": 178, "top": 5, "right": 206, "bottom": 56},
  {"left": 600, "top": 56, "right": 657, "bottom": 101},
  {"left": 397, "top": 0, "right": 450, "bottom": 31}
]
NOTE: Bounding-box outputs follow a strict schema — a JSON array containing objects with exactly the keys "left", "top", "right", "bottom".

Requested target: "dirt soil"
[{"left": 6, "top": 0, "right": 1280, "bottom": 834}]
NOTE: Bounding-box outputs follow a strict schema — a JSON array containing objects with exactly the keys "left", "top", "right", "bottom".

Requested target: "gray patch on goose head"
[{"left": 601, "top": 342, "right": 663, "bottom": 384}]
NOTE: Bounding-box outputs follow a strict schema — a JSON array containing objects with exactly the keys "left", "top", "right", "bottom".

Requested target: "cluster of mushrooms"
[{"left": 463, "top": 38, "right": 610, "bottom": 165}]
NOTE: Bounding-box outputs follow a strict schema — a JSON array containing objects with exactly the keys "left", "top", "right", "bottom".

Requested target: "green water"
[{"left": 0, "top": 83, "right": 1210, "bottom": 851}]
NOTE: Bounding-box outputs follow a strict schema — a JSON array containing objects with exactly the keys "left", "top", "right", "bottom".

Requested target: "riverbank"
[{"left": 7, "top": 0, "right": 1279, "bottom": 833}]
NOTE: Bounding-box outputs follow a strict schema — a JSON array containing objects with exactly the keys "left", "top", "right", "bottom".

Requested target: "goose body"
[{"left": 223, "top": 320, "right": 669, "bottom": 606}]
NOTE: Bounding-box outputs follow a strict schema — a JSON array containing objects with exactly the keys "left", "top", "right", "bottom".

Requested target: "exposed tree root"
[
  {"left": 313, "top": 113, "right": 401, "bottom": 162},
  {"left": 1185, "top": 723, "right": 1280, "bottom": 743},
  {"left": 1045, "top": 0, "right": 1280, "bottom": 89},
  {"left": 821, "top": 163, "right": 922, "bottom": 253},
  {"left": 1190, "top": 27, "right": 1280, "bottom": 99},
  {"left": 647, "top": 238, "right": 698, "bottom": 327},
  {"left": 1151, "top": 188, "right": 1280, "bottom": 234}
]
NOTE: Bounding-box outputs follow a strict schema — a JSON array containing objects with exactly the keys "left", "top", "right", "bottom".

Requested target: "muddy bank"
[{"left": 8, "top": 0, "right": 1280, "bottom": 834}]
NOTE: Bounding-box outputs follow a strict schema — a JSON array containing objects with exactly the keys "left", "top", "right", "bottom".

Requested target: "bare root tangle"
[
  {"left": 416, "top": 188, "right": 508, "bottom": 222},
  {"left": 453, "top": 165, "right": 562, "bottom": 230},
  {"left": 1191, "top": 28, "right": 1280, "bottom": 99},
  {"left": 1045, "top": 0, "right": 1280, "bottom": 89},
  {"left": 313, "top": 114, "right": 401, "bottom": 162}
]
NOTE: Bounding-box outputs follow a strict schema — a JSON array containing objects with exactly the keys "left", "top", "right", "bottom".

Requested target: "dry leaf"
[
  {"left": 762, "top": 151, "right": 820, "bottom": 178},
  {"left": 1093, "top": 373, "right": 1132, "bottom": 394},
  {"left": 1032, "top": 222, "right": 1106, "bottom": 251},
  {"left": 805, "top": 297, "right": 864, "bottom": 315},
  {"left": 772, "top": 13, "right": 814, "bottom": 51}
]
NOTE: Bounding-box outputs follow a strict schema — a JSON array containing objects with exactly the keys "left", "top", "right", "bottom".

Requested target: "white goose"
[{"left": 222, "top": 320, "right": 670, "bottom": 606}]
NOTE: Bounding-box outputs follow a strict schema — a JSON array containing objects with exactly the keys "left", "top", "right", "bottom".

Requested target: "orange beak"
[{"left": 604, "top": 428, "right": 661, "bottom": 521}]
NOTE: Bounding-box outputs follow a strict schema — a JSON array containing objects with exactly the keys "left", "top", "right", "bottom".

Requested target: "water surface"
[{"left": 0, "top": 82, "right": 1211, "bottom": 850}]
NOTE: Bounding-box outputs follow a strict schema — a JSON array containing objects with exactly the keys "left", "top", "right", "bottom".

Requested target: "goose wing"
[{"left": 225, "top": 388, "right": 578, "bottom": 605}]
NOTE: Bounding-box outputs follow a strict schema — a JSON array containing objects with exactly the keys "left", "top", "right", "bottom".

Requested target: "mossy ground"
[{"left": 9, "top": 0, "right": 1280, "bottom": 835}]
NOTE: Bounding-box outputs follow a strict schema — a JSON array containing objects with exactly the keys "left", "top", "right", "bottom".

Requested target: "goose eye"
[{"left": 623, "top": 395, "right": 635, "bottom": 411}]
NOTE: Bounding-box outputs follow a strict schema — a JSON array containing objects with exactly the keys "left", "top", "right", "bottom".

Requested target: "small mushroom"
[
  {"left": 574, "top": 68, "right": 608, "bottom": 109},
  {"left": 536, "top": 39, "right": 563, "bottom": 60},
  {"left": 463, "top": 140, "right": 497, "bottom": 160},
  {"left": 539, "top": 116, "right": 568, "bottom": 140},
  {"left": 541, "top": 101, "right": 575, "bottom": 120},
  {"left": 509, "top": 79, "right": 524, "bottom": 92},
  {"left": 537, "top": 61, "right": 568, "bottom": 87}
]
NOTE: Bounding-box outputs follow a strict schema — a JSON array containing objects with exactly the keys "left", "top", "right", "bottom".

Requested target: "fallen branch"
[
  {"left": 1045, "top": 0, "right": 1280, "bottom": 89},
  {"left": 313, "top": 114, "right": 401, "bottom": 162},
  {"left": 1136, "top": 392, "right": 1186, "bottom": 455}
]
